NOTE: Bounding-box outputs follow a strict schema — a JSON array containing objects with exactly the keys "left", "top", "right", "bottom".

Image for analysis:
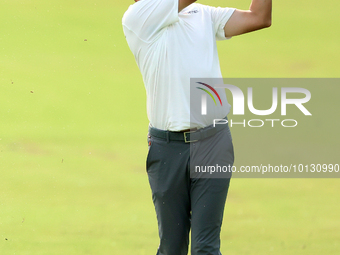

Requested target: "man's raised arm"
[
  {"left": 224, "top": 0, "right": 272, "bottom": 37},
  {"left": 179, "top": 0, "right": 197, "bottom": 12}
]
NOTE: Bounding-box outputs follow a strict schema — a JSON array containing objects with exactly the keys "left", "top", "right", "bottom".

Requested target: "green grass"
[{"left": 1, "top": 0, "right": 339, "bottom": 254}]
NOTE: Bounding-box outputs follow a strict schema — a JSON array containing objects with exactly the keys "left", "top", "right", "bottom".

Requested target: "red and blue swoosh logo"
[{"left": 196, "top": 82, "right": 223, "bottom": 106}]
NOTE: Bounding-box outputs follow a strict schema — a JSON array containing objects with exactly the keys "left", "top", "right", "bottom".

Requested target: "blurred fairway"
[{"left": 1, "top": 0, "right": 339, "bottom": 254}]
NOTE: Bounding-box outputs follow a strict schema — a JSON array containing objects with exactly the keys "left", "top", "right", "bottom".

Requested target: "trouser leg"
[
  {"left": 190, "top": 125, "right": 234, "bottom": 255},
  {"left": 147, "top": 135, "right": 191, "bottom": 255},
  {"left": 190, "top": 178, "right": 231, "bottom": 255}
]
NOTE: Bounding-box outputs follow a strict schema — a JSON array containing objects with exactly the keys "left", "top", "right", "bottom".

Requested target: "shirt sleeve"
[
  {"left": 122, "top": 0, "right": 179, "bottom": 42},
  {"left": 209, "top": 6, "right": 236, "bottom": 41}
]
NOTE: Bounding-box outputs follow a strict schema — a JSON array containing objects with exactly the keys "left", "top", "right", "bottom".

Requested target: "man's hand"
[
  {"left": 224, "top": 0, "right": 272, "bottom": 37},
  {"left": 179, "top": 0, "right": 197, "bottom": 12}
]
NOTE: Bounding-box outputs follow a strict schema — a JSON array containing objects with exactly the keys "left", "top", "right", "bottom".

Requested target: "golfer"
[{"left": 122, "top": 0, "right": 271, "bottom": 254}]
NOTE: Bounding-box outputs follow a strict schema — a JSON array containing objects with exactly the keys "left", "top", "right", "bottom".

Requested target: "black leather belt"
[{"left": 149, "top": 118, "right": 228, "bottom": 143}]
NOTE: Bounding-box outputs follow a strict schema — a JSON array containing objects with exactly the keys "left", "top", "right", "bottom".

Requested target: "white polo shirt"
[{"left": 122, "top": 0, "right": 235, "bottom": 131}]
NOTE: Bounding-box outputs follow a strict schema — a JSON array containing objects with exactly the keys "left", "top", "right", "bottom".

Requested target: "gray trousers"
[{"left": 147, "top": 124, "right": 234, "bottom": 255}]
